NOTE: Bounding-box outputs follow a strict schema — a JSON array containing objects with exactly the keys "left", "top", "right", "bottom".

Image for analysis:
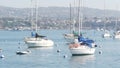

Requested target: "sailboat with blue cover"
[
  {"left": 69, "top": 0, "right": 97, "bottom": 55},
  {"left": 69, "top": 35, "right": 97, "bottom": 55}
]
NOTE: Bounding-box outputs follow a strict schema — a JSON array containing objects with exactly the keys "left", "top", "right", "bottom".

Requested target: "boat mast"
[
  {"left": 69, "top": 3, "right": 72, "bottom": 34},
  {"left": 103, "top": 0, "right": 106, "bottom": 30},
  {"left": 73, "top": 0, "right": 76, "bottom": 33},
  {"left": 80, "top": 0, "right": 83, "bottom": 35},
  {"left": 115, "top": 5, "right": 119, "bottom": 31},
  {"left": 30, "top": 0, "right": 34, "bottom": 31},
  {"left": 35, "top": 0, "right": 38, "bottom": 32},
  {"left": 78, "top": 0, "right": 83, "bottom": 36}
]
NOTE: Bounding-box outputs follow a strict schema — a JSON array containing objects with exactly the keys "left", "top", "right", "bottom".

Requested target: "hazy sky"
[{"left": 0, "top": 0, "right": 120, "bottom": 10}]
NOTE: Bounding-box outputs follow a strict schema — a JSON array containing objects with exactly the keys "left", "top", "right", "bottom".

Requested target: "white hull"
[
  {"left": 103, "top": 33, "right": 111, "bottom": 38},
  {"left": 24, "top": 37, "right": 54, "bottom": 48},
  {"left": 69, "top": 46, "right": 95, "bottom": 55},
  {"left": 114, "top": 35, "right": 120, "bottom": 39},
  {"left": 114, "top": 31, "right": 120, "bottom": 39}
]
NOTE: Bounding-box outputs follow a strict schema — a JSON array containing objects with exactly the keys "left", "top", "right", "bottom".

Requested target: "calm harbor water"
[{"left": 0, "top": 30, "right": 120, "bottom": 68}]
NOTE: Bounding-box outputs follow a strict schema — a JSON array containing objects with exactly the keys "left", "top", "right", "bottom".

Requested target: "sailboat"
[
  {"left": 64, "top": 1, "right": 79, "bottom": 41},
  {"left": 102, "top": 30, "right": 111, "bottom": 38},
  {"left": 69, "top": 0, "right": 97, "bottom": 55},
  {"left": 114, "top": 18, "right": 120, "bottom": 39},
  {"left": 0, "top": 49, "right": 4, "bottom": 58},
  {"left": 24, "top": 0, "right": 54, "bottom": 48},
  {"left": 102, "top": 0, "right": 111, "bottom": 38},
  {"left": 64, "top": 20, "right": 78, "bottom": 41},
  {"left": 64, "top": 4, "right": 75, "bottom": 40},
  {"left": 114, "top": 31, "right": 120, "bottom": 39},
  {"left": 64, "top": 0, "right": 78, "bottom": 42}
]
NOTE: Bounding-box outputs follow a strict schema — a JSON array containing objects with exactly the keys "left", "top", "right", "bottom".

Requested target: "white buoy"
[{"left": 0, "top": 55, "right": 5, "bottom": 58}]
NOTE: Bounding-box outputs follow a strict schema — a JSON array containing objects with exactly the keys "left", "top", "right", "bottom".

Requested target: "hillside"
[{"left": 0, "top": 6, "right": 120, "bottom": 30}]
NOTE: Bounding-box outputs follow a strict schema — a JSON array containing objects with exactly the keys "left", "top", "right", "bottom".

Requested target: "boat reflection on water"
[
  {"left": 28, "top": 46, "right": 54, "bottom": 50},
  {"left": 26, "top": 45, "right": 54, "bottom": 57},
  {"left": 70, "top": 55, "right": 95, "bottom": 64}
]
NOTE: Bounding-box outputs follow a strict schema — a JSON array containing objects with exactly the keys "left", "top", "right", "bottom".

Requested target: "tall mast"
[
  {"left": 80, "top": 0, "right": 83, "bottom": 35},
  {"left": 31, "top": 0, "right": 34, "bottom": 31},
  {"left": 115, "top": 4, "right": 119, "bottom": 31},
  {"left": 69, "top": 3, "right": 72, "bottom": 33},
  {"left": 73, "top": 0, "right": 76, "bottom": 32},
  {"left": 78, "top": 0, "right": 83, "bottom": 35},
  {"left": 103, "top": 0, "right": 106, "bottom": 30},
  {"left": 35, "top": 0, "right": 38, "bottom": 32}
]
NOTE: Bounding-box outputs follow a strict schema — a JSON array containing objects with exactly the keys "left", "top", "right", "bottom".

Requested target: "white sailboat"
[
  {"left": 69, "top": 42, "right": 96, "bottom": 55},
  {"left": 64, "top": 19, "right": 78, "bottom": 41},
  {"left": 114, "top": 18, "right": 120, "bottom": 39},
  {"left": 69, "top": 0, "right": 97, "bottom": 55},
  {"left": 0, "top": 49, "right": 4, "bottom": 58},
  {"left": 102, "top": 30, "right": 111, "bottom": 38},
  {"left": 102, "top": 0, "right": 111, "bottom": 38},
  {"left": 24, "top": 0, "right": 54, "bottom": 48},
  {"left": 114, "top": 31, "right": 120, "bottom": 39},
  {"left": 63, "top": 8, "right": 76, "bottom": 40},
  {"left": 64, "top": 0, "right": 79, "bottom": 41}
]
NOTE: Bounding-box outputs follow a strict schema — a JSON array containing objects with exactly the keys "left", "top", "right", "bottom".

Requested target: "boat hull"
[
  {"left": 103, "top": 33, "right": 111, "bottom": 38},
  {"left": 114, "top": 31, "right": 120, "bottom": 39},
  {"left": 69, "top": 46, "right": 95, "bottom": 55},
  {"left": 24, "top": 37, "right": 54, "bottom": 48}
]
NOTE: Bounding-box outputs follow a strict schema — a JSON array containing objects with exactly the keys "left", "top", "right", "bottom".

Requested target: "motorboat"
[{"left": 16, "top": 50, "right": 30, "bottom": 55}]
